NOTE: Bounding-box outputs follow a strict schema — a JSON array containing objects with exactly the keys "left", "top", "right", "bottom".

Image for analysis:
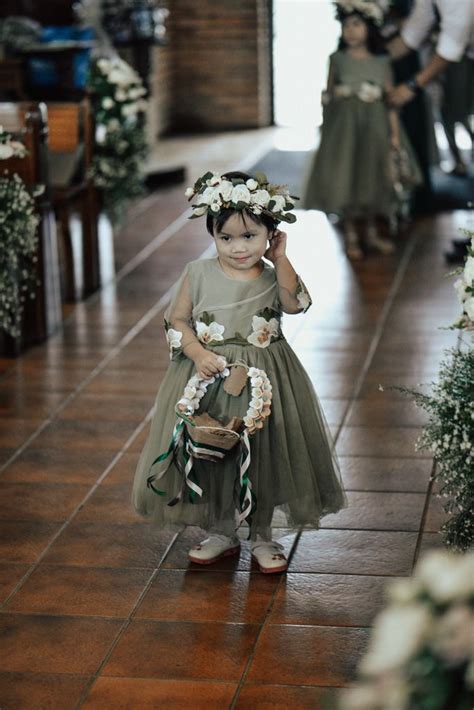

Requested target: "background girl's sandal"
[
  {"left": 188, "top": 534, "right": 241, "bottom": 565},
  {"left": 251, "top": 542, "right": 288, "bottom": 574}
]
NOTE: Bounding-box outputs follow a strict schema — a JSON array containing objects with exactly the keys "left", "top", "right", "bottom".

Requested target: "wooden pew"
[
  {"left": 0, "top": 102, "right": 62, "bottom": 357},
  {"left": 47, "top": 99, "right": 101, "bottom": 301}
]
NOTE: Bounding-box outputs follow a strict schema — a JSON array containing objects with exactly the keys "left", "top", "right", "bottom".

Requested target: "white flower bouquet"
[
  {"left": 0, "top": 128, "right": 40, "bottom": 338},
  {"left": 88, "top": 55, "right": 148, "bottom": 219},
  {"left": 340, "top": 549, "right": 474, "bottom": 710}
]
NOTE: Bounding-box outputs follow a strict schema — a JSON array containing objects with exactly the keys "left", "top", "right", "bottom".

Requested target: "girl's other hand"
[
  {"left": 194, "top": 350, "right": 226, "bottom": 379},
  {"left": 390, "top": 133, "right": 400, "bottom": 151},
  {"left": 265, "top": 229, "right": 288, "bottom": 263}
]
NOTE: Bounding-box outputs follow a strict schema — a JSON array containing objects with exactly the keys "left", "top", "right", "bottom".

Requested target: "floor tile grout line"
[
  {"left": 73, "top": 530, "right": 180, "bottom": 710},
  {"left": 0, "top": 412, "right": 158, "bottom": 610},
  {"left": 333, "top": 229, "right": 422, "bottom": 446},
  {"left": 229, "top": 530, "right": 302, "bottom": 709}
]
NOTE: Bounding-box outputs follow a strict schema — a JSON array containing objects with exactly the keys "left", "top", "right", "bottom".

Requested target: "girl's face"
[
  {"left": 213, "top": 211, "right": 271, "bottom": 276},
  {"left": 342, "top": 15, "right": 368, "bottom": 48}
]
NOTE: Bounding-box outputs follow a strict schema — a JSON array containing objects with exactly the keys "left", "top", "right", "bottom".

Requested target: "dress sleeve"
[
  {"left": 293, "top": 275, "right": 312, "bottom": 313},
  {"left": 163, "top": 265, "right": 197, "bottom": 360}
]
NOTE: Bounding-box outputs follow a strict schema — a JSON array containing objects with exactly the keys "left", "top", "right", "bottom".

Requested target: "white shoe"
[
  {"left": 251, "top": 541, "right": 288, "bottom": 574},
  {"left": 366, "top": 225, "right": 395, "bottom": 254},
  {"left": 188, "top": 534, "right": 240, "bottom": 565}
]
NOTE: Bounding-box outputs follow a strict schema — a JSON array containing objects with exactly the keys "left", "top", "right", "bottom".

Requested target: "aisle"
[{"left": 0, "top": 162, "right": 464, "bottom": 707}]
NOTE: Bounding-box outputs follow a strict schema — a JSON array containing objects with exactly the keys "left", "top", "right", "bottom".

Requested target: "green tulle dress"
[
  {"left": 303, "top": 50, "right": 422, "bottom": 217},
  {"left": 132, "top": 257, "right": 348, "bottom": 540}
]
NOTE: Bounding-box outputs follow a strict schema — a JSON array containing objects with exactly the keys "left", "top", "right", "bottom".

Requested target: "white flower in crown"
[
  {"left": 247, "top": 316, "right": 280, "bottom": 348},
  {"left": 231, "top": 184, "right": 251, "bottom": 204},
  {"left": 218, "top": 180, "right": 234, "bottom": 202},
  {"left": 252, "top": 189, "right": 271, "bottom": 206},
  {"left": 196, "top": 320, "right": 225, "bottom": 344},
  {"left": 270, "top": 195, "right": 286, "bottom": 212}
]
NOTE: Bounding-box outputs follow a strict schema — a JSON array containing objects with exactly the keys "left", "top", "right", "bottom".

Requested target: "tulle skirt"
[{"left": 132, "top": 340, "right": 348, "bottom": 539}]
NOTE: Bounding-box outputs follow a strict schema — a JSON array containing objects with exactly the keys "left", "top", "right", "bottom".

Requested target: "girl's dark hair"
[
  {"left": 337, "top": 11, "right": 387, "bottom": 55},
  {"left": 205, "top": 171, "right": 279, "bottom": 236}
]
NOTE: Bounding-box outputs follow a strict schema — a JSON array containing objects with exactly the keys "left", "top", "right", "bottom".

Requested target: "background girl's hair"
[
  {"left": 205, "top": 170, "right": 279, "bottom": 235},
  {"left": 337, "top": 11, "right": 387, "bottom": 55}
]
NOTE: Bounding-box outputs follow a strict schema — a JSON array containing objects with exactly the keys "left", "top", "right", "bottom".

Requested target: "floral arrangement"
[
  {"left": 185, "top": 171, "right": 299, "bottom": 224},
  {"left": 387, "top": 231, "right": 474, "bottom": 552},
  {"left": 88, "top": 55, "right": 148, "bottom": 219},
  {"left": 176, "top": 360, "right": 273, "bottom": 436},
  {"left": 339, "top": 549, "right": 474, "bottom": 710},
  {"left": 334, "top": 0, "right": 391, "bottom": 26},
  {"left": 453, "top": 232, "right": 474, "bottom": 330},
  {"left": 0, "top": 128, "right": 40, "bottom": 338}
]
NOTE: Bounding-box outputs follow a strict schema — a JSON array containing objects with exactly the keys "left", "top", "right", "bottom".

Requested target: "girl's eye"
[
  {"left": 244, "top": 234, "right": 255, "bottom": 240},
  {"left": 220, "top": 236, "right": 230, "bottom": 242}
]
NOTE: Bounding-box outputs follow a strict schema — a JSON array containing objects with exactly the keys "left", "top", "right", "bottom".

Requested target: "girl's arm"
[
  {"left": 165, "top": 271, "right": 225, "bottom": 378},
  {"left": 322, "top": 55, "right": 336, "bottom": 105},
  {"left": 265, "top": 230, "right": 312, "bottom": 314},
  {"left": 384, "top": 62, "right": 401, "bottom": 150}
]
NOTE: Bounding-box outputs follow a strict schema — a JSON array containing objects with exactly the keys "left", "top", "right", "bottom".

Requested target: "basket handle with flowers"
[{"left": 146, "top": 358, "right": 272, "bottom": 530}]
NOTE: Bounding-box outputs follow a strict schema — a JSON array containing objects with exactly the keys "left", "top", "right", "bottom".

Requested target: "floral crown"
[
  {"left": 184, "top": 171, "right": 299, "bottom": 224},
  {"left": 334, "top": 0, "right": 391, "bottom": 26}
]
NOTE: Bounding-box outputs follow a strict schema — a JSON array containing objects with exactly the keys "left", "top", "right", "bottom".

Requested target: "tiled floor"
[{"left": 0, "top": 130, "right": 465, "bottom": 709}]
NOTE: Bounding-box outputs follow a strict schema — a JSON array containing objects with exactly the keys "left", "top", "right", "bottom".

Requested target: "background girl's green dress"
[
  {"left": 303, "top": 50, "right": 422, "bottom": 217},
  {"left": 132, "top": 257, "right": 348, "bottom": 539}
]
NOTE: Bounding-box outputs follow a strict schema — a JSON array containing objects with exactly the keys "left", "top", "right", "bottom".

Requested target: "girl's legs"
[
  {"left": 344, "top": 218, "right": 363, "bottom": 261},
  {"left": 365, "top": 216, "right": 395, "bottom": 255}
]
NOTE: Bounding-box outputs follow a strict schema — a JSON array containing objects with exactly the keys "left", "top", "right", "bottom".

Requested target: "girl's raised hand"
[{"left": 265, "top": 229, "right": 288, "bottom": 263}]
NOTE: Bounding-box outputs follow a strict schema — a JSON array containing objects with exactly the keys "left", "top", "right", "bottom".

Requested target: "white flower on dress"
[
  {"left": 454, "top": 278, "right": 468, "bottom": 303},
  {"left": 185, "top": 186, "right": 194, "bottom": 198},
  {"left": 464, "top": 296, "right": 474, "bottom": 320},
  {"left": 166, "top": 328, "right": 183, "bottom": 358},
  {"left": 247, "top": 316, "right": 279, "bottom": 348},
  {"left": 358, "top": 82, "right": 382, "bottom": 103},
  {"left": 196, "top": 320, "right": 225, "bottom": 344},
  {"left": 297, "top": 290, "right": 311, "bottom": 312}
]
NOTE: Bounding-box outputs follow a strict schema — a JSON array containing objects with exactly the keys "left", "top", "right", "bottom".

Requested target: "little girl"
[
  {"left": 303, "top": 0, "right": 421, "bottom": 260},
  {"left": 132, "top": 170, "right": 348, "bottom": 573}
]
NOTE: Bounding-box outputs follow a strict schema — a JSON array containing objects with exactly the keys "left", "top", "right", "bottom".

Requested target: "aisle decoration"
[
  {"left": 340, "top": 549, "right": 474, "bottom": 710},
  {"left": 146, "top": 359, "right": 273, "bottom": 530},
  {"left": 0, "top": 128, "right": 41, "bottom": 338},
  {"left": 88, "top": 55, "right": 148, "bottom": 219}
]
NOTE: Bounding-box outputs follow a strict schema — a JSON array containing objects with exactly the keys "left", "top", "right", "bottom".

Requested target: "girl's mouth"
[{"left": 233, "top": 256, "right": 250, "bottom": 263}]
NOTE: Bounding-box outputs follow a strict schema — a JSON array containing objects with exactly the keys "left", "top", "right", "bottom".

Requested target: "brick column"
[{"left": 168, "top": 0, "right": 273, "bottom": 131}]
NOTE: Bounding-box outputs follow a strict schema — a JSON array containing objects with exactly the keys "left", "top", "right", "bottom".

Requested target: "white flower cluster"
[
  {"left": 335, "top": 0, "right": 389, "bottom": 25},
  {"left": 0, "top": 169, "right": 40, "bottom": 337},
  {"left": 341, "top": 549, "right": 474, "bottom": 710},
  {"left": 0, "top": 126, "right": 27, "bottom": 160},
  {"left": 95, "top": 56, "right": 147, "bottom": 129},
  {"left": 453, "top": 233, "right": 474, "bottom": 329},
  {"left": 324, "top": 82, "right": 383, "bottom": 105},
  {"left": 176, "top": 360, "right": 272, "bottom": 436},
  {"left": 185, "top": 171, "right": 298, "bottom": 224}
]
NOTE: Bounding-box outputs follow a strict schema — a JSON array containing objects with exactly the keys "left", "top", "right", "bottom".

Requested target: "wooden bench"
[{"left": 47, "top": 98, "right": 101, "bottom": 301}]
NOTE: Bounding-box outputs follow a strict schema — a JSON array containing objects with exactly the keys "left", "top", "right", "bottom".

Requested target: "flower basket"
[{"left": 179, "top": 411, "right": 244, "bottom": 461}]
